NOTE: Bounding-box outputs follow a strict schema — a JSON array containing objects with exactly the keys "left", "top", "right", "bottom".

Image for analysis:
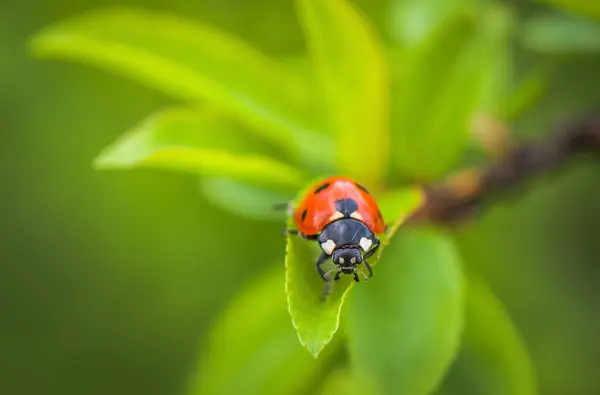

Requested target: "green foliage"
[
  {"left": 389, "top": 0, "right": 475, "bottom": 46},
  {"left": 296, "top": 0, "right": 389, "bottom": 186},
  {"left": 344, "top": 227, "right": 465, "bottom": 395},
  {"left": 285, "top": 220, "right": 354, "bottom": 358},
  {"left": 94, "top": 106, "right": 310, "bottom": 190},
  {"left": 522, "top": 13, "right": 600, "bottom": 53},
  {"left": 28, "top": 6, "right": 333, "bottom": 170},
  {"left": 198, "top": 177, "right": 293, "bottom": 222},
  {"left": 442, "top": 275, "right": 537, "bottom": 395},
  {"left": 29, "top": 0, "right": 549, "bottom": 394},
  {"left": 502, "top": 65, "right": 554, "bottom": 121},
  {"left": 390, "top": 3, "right": 512, "bottom": 180},
  {"left": 187, "top": 267, "right": 335, "bottom": 395},
  {"left": 317, "top": 369, "right": 383, "bottom": 395},
  {"left": 534, "top": 0, "right": 600, "bottom": 21}
]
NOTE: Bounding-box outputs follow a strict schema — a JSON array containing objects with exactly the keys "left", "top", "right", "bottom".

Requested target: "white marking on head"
[
  {"left": 338, "top": 257, "right": 344, "bottom": 264},
  {"left": 350, "top": 211, "right": 363, "bottom": 221},
  {"left": 321, "top": 239, "right": 336, "bottom": 255},
  {"left": 359, "top": 237, "right": 372, "bottom": 252},
  {"left": 329, "top": 211, "right": 344, "bottom": 222},
  {"left": 350, "top": 257, "right": 356, "bottom": 264}
]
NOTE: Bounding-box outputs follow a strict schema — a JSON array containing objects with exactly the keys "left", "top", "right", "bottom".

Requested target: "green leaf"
[
  {"left": 441, "top": 275, "right": 538, "bottom": 395},
  {"left": 284, "top": 185, "right": 426, "bottom": 358},
  {"left": 187, "top": 267, "right": 336, "bottom": 395},
  {"left": 391, "top": 4, "right": 513, "bottom": 180},
  {"left": 344, "top": 227, "right": 465, "bottom": 395},
  {"left": 285, "top": 217, "right": 354, "bottom": 358},
  {"left": 95, "top": 106, "right": 309, "bottom": 191},
  {"left": 29, "top": 7, "right": 333, "bottom": 169},
  {"left": 389, "top": 0, "right": 475, "bottom": 47},
  {"left": 521, "top": 13, "right": 600, "bottom": 53},
  {"left": 533, "top": 0, "right": 600, "bottom": 21},
  {"left": 376, "top": 186, "right": 425, "bottom": 228},
  {"left": 295, "top": 0, "right": 389, "bottom": 187},
  {"left": 317, "top": 369, "right": 383, "bottom": 395},
  {"left": 199, "top": 177, "right": 293, "bottom": 222},
  {"left": 503, "top": 64, "right": 554, "bottom": 121}
]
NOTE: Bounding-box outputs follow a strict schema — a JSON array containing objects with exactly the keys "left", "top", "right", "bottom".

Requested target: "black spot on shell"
[
  {"left": 314, "top": 182, "right": 331, "bottom": 194},
  {"left": 354, "top": 182, "right": 370, "bottom": 194},
  {"left": 301, "top": 209, "right": 308, "bottom": 221}
]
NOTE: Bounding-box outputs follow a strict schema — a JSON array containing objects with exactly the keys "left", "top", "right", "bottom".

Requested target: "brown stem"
[{"left": 405, "top": 112, "right": 600, "bottom": 226}]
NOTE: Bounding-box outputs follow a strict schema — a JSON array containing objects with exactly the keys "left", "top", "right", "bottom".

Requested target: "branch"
[{"left": 406, "top": 112, "right": 600, "bottom": 226}]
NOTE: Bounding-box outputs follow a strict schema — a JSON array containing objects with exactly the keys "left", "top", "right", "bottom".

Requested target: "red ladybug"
[{"left": 283, "top": 176, "right": 386, "bottom": 286}]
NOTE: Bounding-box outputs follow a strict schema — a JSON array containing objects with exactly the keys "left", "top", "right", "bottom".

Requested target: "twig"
[{"left": 405, "top": 112, "right": 600, "bottom": 226}]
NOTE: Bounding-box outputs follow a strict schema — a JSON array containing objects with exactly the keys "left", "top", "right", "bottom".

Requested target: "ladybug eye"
[{"left": 338, "top": 257, "right": 345, "bottom": 264}]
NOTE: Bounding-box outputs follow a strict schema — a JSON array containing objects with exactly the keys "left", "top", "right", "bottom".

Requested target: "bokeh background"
[{"left": 1, "top": 1, "right": 600, "bottom": 395}]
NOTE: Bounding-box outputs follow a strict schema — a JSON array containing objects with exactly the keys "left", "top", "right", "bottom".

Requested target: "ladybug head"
[{"left": 332, "top": 247, "right": 363, "bottom": 274}]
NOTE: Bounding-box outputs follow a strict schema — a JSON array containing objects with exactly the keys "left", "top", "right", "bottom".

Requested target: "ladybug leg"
[
  {"left": 363, "top": 237, "right": 381, "bottom": 259},
  {"left": 273, "top": 201, "right": 295, "bottom": 216},
  {"left": 353, "top": 273, "right": 360, "bottom": 282},
  {"left": 283, "top": 229, "right": 299, "bottom": 236},
  {"left": 362, "top": 260, "right": 373, "bottom": 278},
  {"left": 283, "top": 229, "right": 319, "bottom": 241},
  {"left": 315, "top": 252, "right": 329, "bottom": 280},
  {"left": 361, "top": 237, "right": 379, "bottom": 278},
  {"left": 272, "top": 202, "right": 290, "bottom": 210}
]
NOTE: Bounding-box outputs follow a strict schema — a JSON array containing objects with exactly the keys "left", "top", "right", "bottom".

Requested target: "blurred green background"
[{"left": 2, "top": 1, "right": 600, "bottom": 395}]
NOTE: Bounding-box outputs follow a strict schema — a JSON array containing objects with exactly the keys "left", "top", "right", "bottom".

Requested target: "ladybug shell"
[{"left": 293, "top": 176, "right": 385, "bottom": 236}]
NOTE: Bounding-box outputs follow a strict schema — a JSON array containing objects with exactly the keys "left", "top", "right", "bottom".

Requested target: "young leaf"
[
  {"left": 186, "top": 267, "right": 336, "bottom": 395},
  {"left": 284, "top": 185, "right": 425, "bottom": 358},
  {"left": 389, "top": 0, "right": 475, "bottom": 47},
  {"left": 29, "top": 7, "right": 333, "bottom": 168},
  {"left": 295, "top": 0, "right": 389, "bottom": 187},
  {"left": 503, "top": 64, "right": 554, "bottom": 121},
  {"left": 285, "top": 218, "right": 355, "bottom": 358},
  {"left": 317, "top": 369, "right": 383, "bottom": 395},
  {"left": 390, "top": 12, "right": 474, "bottom": 180},
  {"left": 344, "top": 227, "right": 465, "bottom": 395},
  {"left": 199, "top": 177, "right": 294, "bottom": 222},
  {"left": 376, "top": 186, "right": 425, "bottom": 230},
  {"left": 391, "top": 4, "right": 512, "bottom": 180},
  {"left": 441, "top": 274, "right": 538, "bottom": 395},
  {"left": 521, "top": 13, "right": 600, "bottom": 53},
  {"left": 533, "top": 0, "right": 600, "bottom": 21},
  {"left": 95, "top": 106, "right": 309, "bottom": 191}
]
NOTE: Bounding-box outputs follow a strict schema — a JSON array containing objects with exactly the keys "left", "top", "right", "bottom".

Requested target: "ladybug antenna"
[
  {"left": 272, "top": 202, "right": 290, "bottom": 211},
  {"left": 357, "top": 269, "right": 369, "bottom": 282}
]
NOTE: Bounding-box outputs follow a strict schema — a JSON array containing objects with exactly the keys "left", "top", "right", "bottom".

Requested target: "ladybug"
[{"left": 283, "top": 176, "right": 387, "bottom": 286}]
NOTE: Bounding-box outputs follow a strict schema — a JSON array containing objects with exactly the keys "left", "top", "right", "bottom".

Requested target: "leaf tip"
[
  {"left": 26, "top": 30, "right": 53, "bottom": 58},
  {"left": 91, "top": 143, "right": 139, "bottom": 170},
  {"left": 305, "top": 342, "right": 325, "bottom": 359},
  {"left": 91, "top": 152, "right": 115, "bottom": 170}
]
